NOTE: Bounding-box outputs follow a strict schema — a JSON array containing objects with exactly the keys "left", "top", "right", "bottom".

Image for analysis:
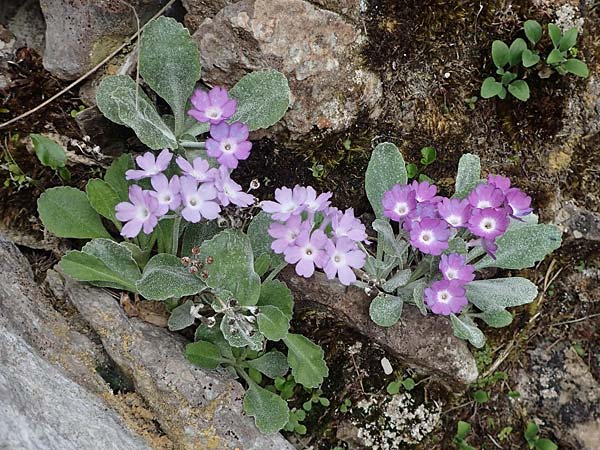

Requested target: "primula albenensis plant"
[
  {"left": 258, "top": 143, "right": 562, "bottom": 348},
  {"left": 481, "top": 19, "right": 589, "bottom": 102},
  {"left": 36, "top": 16, "right": 327, "bottom": 434},
  {"left": 34, "top": 15, "right": 563, "bottom": 436},
  {"left": 362, "top": 144, "right": 561, "bottom": 347}
]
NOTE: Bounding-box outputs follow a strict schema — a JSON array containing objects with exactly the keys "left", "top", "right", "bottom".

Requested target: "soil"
[{"left": 1, "top": 1, "right": 599, "bottom": 449}]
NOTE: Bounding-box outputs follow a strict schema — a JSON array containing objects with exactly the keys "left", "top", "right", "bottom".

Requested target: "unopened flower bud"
[
  {"left": 249, "top": 179, "right": 260, "bottom": 190},
  {"left": 189, "top": 266, "right": 198, "bottom": 274},
  {"left": 201, "top": 270, "right": 209, "bottom": 279},
  {"left": 181, "top": 257, "right": 191, "bottom": 266},
  {"left": 191, "top": 246, "right": 200, "bottom": 255},
  {"left": 206, "top": 256, "right": 214, "bottom": 264}
]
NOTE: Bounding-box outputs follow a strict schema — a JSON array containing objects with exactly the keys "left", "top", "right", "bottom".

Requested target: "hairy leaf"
[
  {"left": 453, "top": 153, "right": 481, "bottom": 198},
  {"left": 365, "top": 142, "right": 407, "bottom": 218},
  {"left": 139, "top": 17, "right": 201, "bottom": 136},
  {"left": 474, "top": 224, "right": 562, "bottom": 270},
  {"left": 246, "top": 351, "right": 289, "bottom": 379},
  {"left": 524, "top": 20, "right": 542, "bottom": 45},
  {"left": 168, "top": 300, "right": 196, "bottom": 331},
  {"left": 38, "top": 187, "right": 110, "bottom": 239},
  {"left": 369, "top": 294, "right": 403, "bottom": 327},
  {"left": 202, "top": 230, "right": 261, "bottom": 305},
  {"left": 450, "top": 314, "right": 486, "bottom": 348},
  {"left": 508, "top": 80, "right": 530, "bottom": 102},
  {"left": 243, "top": 382, "right": 290, "bottom": 434},
  {"left": 104, "top": 154, "right": 134, "bottom": 201},
  {"left": 185, "top": 340, "right": 223, "bottom": 369},
  {"left": 284, "top": 334, "right": 328, "bottom": 388},
  {"left": 230, "top": 70, "right": 290, "bottom": 131},
  {"left": 86, "top": 179, "right": 120, "bottom": 225},
  {"left": 466, "top": 277, "right": 537, "bottom": 312},
  {"left": 96, "top": 75, "right": 177, "bottom": 149},
  {"left": 257, "top": 305, "right": 290, "bottom": 341},
  {"left": 492, "top": 40, "right": 509, "bottom": 68},
  {"left": 480, "top": 77, "right": 503, "bottom": 99},
  {"left": 257, "top": 280, "right": 294, "bottom": 319},
  {"left": 136, "top": 253, "right": 205, "bottom": 300}
]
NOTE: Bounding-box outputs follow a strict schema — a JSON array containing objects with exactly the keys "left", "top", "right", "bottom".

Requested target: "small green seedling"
[
  {"left": 339, "top": 398, "right": 352, "bottom": 413},
  {"left": 453, "top": 421, "right": 476, "bottom": 450},
  {"left": 70, "top": 105, "right": 85, "bottom": 118},
  {"left": 481, "top": 20, "right": 588, "bottom": 102},
  {"left": 284, "top": 408, "right": 307, "bottom": 434},
  {"left": 524, "top": 421, "right": 558, "bottom": 450},
  {"left": 386, "top": 376, "right": 416, "bottom": 394},
  {"left": 472, "top": 389, "right": 490, "bottom": 404},
  {"left": 498, "top": 426, "right": 513, "bottom": 441},
  {"left": 302, "top": 389, "right": 330, "bottom": 411},
  {"left": 407, "top": 146, "right": 437, "bottom": 181}
]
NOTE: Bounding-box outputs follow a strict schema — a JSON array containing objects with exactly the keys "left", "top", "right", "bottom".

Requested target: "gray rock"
[
  {"left": 555, "top": 202, "right": 600, "bottom": 241},
  {"left": 517, "top": 341, "right": 600, "bottom": 449},
  {"left": 193, "top": 0, "right": 382, "bottom": 138},
  {"left": 55, "top": 274, "right": 295, "bottom": 450},
  {"left": 1, "top": 0, "right": 45, "bottom": 55},
  {"left": 0, "top": 328, "right": 153, "bottom": 450},
  {"left": 284, "top": 268, "right": 478, "bottom": 387},
  {"left": 182, "top": 0, "right": 235, "bottom": 32},
  {"left": 39, "top": 0, "right": 169, "bottom": 80},
  {"left": 0, "top": 234, "right": 107, "bottom": 394}
]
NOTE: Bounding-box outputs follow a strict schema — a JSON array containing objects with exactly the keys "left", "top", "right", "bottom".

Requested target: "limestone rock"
[
  {"left": 39, "top": 0, "right": 169, "bottom": 80},
  {"left": 517, "top": 341, "right": 600, "bottom": 449},
  {"left": 284, "top": 268, "right": 478, "bottom": 387},
  {"left": 56, "top": 274, "right": 295, "bottom": 450},
  {"left": 193, "top": 0, "right": 382, "bottom": 138},
  {"left": 0, "top": 329, "right": 153, "bottom": 450}
]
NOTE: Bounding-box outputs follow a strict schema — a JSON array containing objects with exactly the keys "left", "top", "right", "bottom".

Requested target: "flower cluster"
[
  {"left": 115, "top": 87, "right": 254, "bottom": 238},
  {"left": 382, "top": 176, "right": 532, "bottom": 316},
  {"left": 261, "top": 186, "right": 367, "bottom": 286}
]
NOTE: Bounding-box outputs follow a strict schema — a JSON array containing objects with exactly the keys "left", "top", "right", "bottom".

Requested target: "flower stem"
[
  {"left": 171, "top": 216, "right": 182, "bottom": 255},
  {"left": 180, "top": 140, "right": 206, "bottom": 149},
  {"left": 264, "top": 260, "right": 288, "bottom": 282}
]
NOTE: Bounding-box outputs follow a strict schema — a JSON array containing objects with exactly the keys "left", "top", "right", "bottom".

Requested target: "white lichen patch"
[
  {"left": 554, "top": 5, "right": 584, "bottom": 33},
  {"left": 353, "top": 393, "right": 441, "bottom": 448}
]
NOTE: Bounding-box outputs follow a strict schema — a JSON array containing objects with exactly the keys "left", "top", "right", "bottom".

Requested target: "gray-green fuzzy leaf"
[
  {"left": 136, "top": 253, "right": 206, "bottom": 301},
  {"left": 246, "top": 351, "right": 289, "bottom": 379},
  {"left": 185, "top": 340, "right": 224, "bottom": 369},
  {"left": 195, "top": 320, "right": 234, "bottom": 359},
  {"left": 524, "top": 20, "right": 542, "bottom": 45},
  {"left": 257, "top": 305, "right": 290, "bottom": 341},
  {"left": 96, "top": 75, "right": 177, "bottom": 149},
  {"left": 284, "top": 333, "right": 328, "bottom": 388},
  {"left": 139, "top": 17, "right": 201, "bottom": 136},
  {"left": 466, "top": 277, "right": 537, "bottom": 311},
  {"left": 453, "top": 154, "right": 480, "bottom": 198},
  {"left": 480, "top": 77, "right": 503, "bottom": 98},
  {"left": 478, "top": 309, "right": 513, "bottom": 328},
  {"left": 220, "top": 314, "right": 263, "bottom": 351},
  {"left": 492, "top": 40, "right": 509, "bottom": 68},
  {"left": 168, "top": 300, "right": 196, "bottom": 331},
  {"left": 365, "top": 142, "right": 407, "bottom": 218},
  {"left": 202, "top": 230, "right": 261, "bottom": 306},
  {"left": 382, "top": 269, "right": 411, "bottom": 292},
  {"left": 373, "top": 219, "right": 407, "bottom": 259},
  {"left": 450, "top": 314, "right": 486, "bottom": 348},
  {"left": 508, "top": 38, "right": 527, "bottom": 66},
  {"left": 369, "top": 294, "right": 403, "bottom": 327},
  {"left": 243, "top": 382, "right": 290, "bottom": 434},
  {"left": 230, "top": 70, "right": 290, "bottom": 131},
  {"left": 508, "top": 80, "right": 530, "bottom": 102},
  {"left": 104, "top": 154, "right": 134, "bottom": 201},
  {"left": 257, "top": 280, "right": 294, "bottom": 320},
  {"left": 474, "top": 224, "right": 562, "bottom": 270},
  {"left": 38, "top": 187, "right": 111, "bottom": 239},
  {"left": 181, "top": 221, "right": 220, "bottom": 256},
  {"left": 248, "top": 211, "right": 284, "bottom": 267},
  {"left": 86, "top": 179, "right": 120, "bottom": 225},
  {"left": 59, "top": 241, "right": 140, "bottom": 292}
]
